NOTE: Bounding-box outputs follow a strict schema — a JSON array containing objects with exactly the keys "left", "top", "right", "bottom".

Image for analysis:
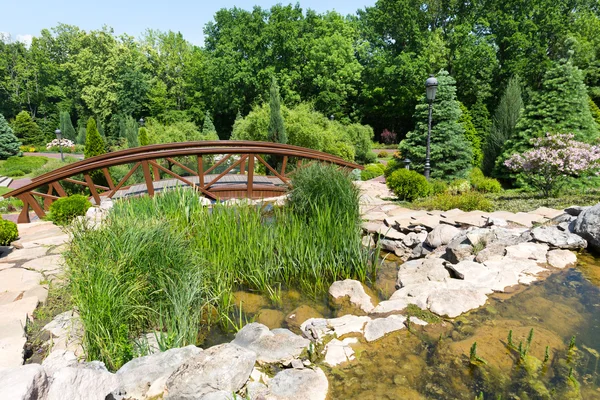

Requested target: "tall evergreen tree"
[
  {"left": 458, "top": 103, "right": 482, "bottom": 167},
  {"left": 138, "top": 127, "right": 149, "bottom": 146},
  {"left": 0, "top": 114, "right": 21, "bottom": 159},
  {"left": 12, "top": 111, "right": 44, "bottom": 145},
  {"left": 84, "top": 117, "right": 105, "bottom": 159},
  {"left": 483, "top": 76, "right": 523, "bottom": 175},
  {"left": 59, "top": 111, "right": 77, "bottom": 141},
  {"left": 399, "top": 71, "right": 473, "bottom": 180},
  {"left": 267, "top": 77, "right": 286, "bottom": 144},
  {"left": 590, "top": 98, "right": 600, "bottom": 128},
  {"left": 503, "top": 59, "right": 599, "bottom": 160},
  {"left": 202, "top": 113, "right": 217, "bottom": 137}
]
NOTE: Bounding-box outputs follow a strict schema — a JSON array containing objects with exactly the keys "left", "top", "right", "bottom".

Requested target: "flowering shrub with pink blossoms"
[{"left": 505, "top": 133, "right": 600, "bottom": 197}]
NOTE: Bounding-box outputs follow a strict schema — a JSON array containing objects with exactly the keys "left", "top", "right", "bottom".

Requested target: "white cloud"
[
  {"left": 16, "top": 34, "right": 33, "bottom": 48},
  {"left": 0, "top": 32, "right": 10, "bottom": 43}
]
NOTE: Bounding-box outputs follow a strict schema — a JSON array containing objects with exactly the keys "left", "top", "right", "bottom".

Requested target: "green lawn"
[{"left": 0, "top": 156, "right": 49, "bottom": 178}]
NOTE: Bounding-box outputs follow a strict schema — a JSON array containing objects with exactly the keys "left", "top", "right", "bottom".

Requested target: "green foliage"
[
  {"left": 145, "top": 118, "right": 217, "bottom": 144},
  {"left": 413, "top": 191, "right": 493, "bottom": 212},
  {"left": 12, "top": 111, "right": 43, "bottom": 146},
  {"left": 590, "top": 98, "right": 600, "bottom": 128},
  {"left": 386, "top": 169, "right": 431, "bottom": 201},
  {"left": 0, "top": 156, "right": 47, "bottom": 177},
  {"left": 84, "top": 118, "right": 106, "bottom": 159},
  {"left": 384, "top": 157, "right": 401, "bottom": 178},
  {"left": 59, "top": 111, "right": 77, "bottom": 141},
  {"left": 469, "top": 168, "right": 503, "bottom": 193},
  {"left": 0, "top": 219, "right": 18, "bottom": 245},
  {"left": 117, "top": 115, "right": 139, "bottom": 148},
  {"left": 430, "top": 179, "right": 448, "bottom": 195},
  {"left": 0, "top": 115, "right": 21, "bottom": 160},
  {"left": 459, "top": 103, "right": 482, "bottom": 166},
  {"left": 202, "top": 113, "right": 217, "bottom": 138},
  {"left": 268, "top": 77, "right": 286, "bottom": 144},
  {"left": 377, "top": 151, "right": 388, "bottom": 158},
  {"left": 361, "top": 163, "right": 386, "bottom": 180},
  {"left": 503, "top": 60, "right": 599, "bottom": 162},
  {"left": 138, "top": 127, "right": 149, "bottom": 146},
  {"left": 399, "top": 71, "right": 473, "bottom": 180},
  {"left": 49, "top": 195, "right": 92, "bottom": 225},
  {"left": 447, "top": 179, "right": 472, "bottom": 195}
]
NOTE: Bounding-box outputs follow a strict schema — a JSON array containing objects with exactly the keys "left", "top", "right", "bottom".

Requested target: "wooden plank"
[
  {"left": 148, "top": 161, "right": 217, "bottom": 200},
  {"left": 141, "top": 161, "right": 155, "bottom": 197},
  {"left": 102, "top": 168, "right": 115, "bottom": 189},
  {"left": 84, "top": 174, "right": 102, "bottom": 205},
  {"left": 21, "top": 193, "right": 45, "bottom": 220},
  {"left": 17, "top": 195, "right": 31, "bottom": 223},
  {"left": 247, "top": 155, "right": 254, "bottom": 198},
  {"left": 255, "top": 155, "right": 291, "bottom": 186},
  {"left": 240, "top": 156, "right": 246, "bottom": 175},
  {"left": 106, "top": 162, "right": 141, "bottom": 199},
  {"left": 52, "top": 182, "right": 67, "bottom": 197},
  {"left": 205, "top": 155, "right": 247, "bottom": 188},
  {"left": 43, "top": 185, "right": 54, "bottom": 209},
  {"left": 166, "top": 157, "right": 197, "bottom": 176},
  {"left": 197, "top": 156, "right": 204, "bottom": 188},
  {"left": 152, "top": 164, "right": 160, "bottom": 182},
  {"left": 281, "top": 156, "right": 288, "bottom": 177},
  {"left": 31, "top": 191, "right": 60, "bottom": 200},
  {"left": 63, "top": 178, "right": 110, "bottom": 191}
]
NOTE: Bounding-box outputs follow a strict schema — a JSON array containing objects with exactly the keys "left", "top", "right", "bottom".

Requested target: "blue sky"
[{"left": 0, "top": 0, "right": 375, "bottom": 46}]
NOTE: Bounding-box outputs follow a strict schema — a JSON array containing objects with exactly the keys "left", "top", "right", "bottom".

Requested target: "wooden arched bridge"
[{"left": 5, "top": 141, "right": 363, "bottom": 223}]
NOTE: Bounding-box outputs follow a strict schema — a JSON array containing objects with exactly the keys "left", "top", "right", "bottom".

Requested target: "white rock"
[
  {"left": 531, "top": 226, "right": 587, "bottom": 249},
  {"left": 0, "top": 268, "right": 43, "bottom": 293},
  {"left": 547, "top": 249, "right": 578, "bottom": 269},
  {"left": 267, "top": 367, "right": 329, "bottom": 400},
  {"left": 329, "top": 279, "right": 375, "bottom": 313},
  {"left": 504, "top": 242, "right": 549, "bottom": 263},
  {"left": 232, "top": 323, "right": 309, "bottom": 364},
  {"left": 376, "top": 225, "right": 404, "bottom": 240},
  {"left": 324, "top": 338, "right": 358, "bottom": 366},
  {"left": 425, "top": 224, "right": 461, "bottom": 248},
  {"left": 42, "top": 350, "right": 78, "bottom": 377},
  {"left": 301, "top": 315, "right": 371, "bottom": 341},
  {"left": 0, "top": 364, "right": 48, "bottom": 400},
  {"left": 396, "top": 258, "right": 449, "bottom": 288},
  {"left": 427, "top": 287, "right": 489, "bottom": 318},
  {"left": 46, "top": 367, "right": 119, "bottom": 400},
  {"left": 364, "top": 315, "right": 407, "bottom": 342}
]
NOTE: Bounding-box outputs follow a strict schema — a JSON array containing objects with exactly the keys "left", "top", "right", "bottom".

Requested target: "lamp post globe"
[
  {"left": 55, "top": 129, "right": 64, "bottom": 162},
  {"left": 139, "top": 117, "right": 145, "bottom": 127},
  {"left": 424, "top": 74, "right": 438, "bottom": 180}
]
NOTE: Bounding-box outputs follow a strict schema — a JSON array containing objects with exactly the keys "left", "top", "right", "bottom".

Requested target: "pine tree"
[
  {"left": 399, "top": 70, "right": 473, "bottom": 180},
  {"left": 12, "top": 111, "right": 44, "bottom": 146},
  {"left": 459, "top": 103, "right": 482, "bottom": 167},
  {"left": 59, "top": 111, "right": 77, "bottom": 141},
  {"left": 138, "top": 127, "right": 149, "bottom": 146},
  {"left": 0, "top": 114, "right": 21, "bottom": 159},
  {"left": 503, "top": 59, "right": 599, "bottom": 160},
  {"left": 268, "top": 77, "right": 286, "bottom": 144},
  {"left": 84, "top": 117, "right": 106, "bottom": 159},
  {"left": 590, "top": 98, "right": 600, "bottom": 128},
  {"left": 202, "top": 113, "right": 217, "bottom": 137},
  {"left": 120, "top": 116, "right": 139, "bottom": 148}
]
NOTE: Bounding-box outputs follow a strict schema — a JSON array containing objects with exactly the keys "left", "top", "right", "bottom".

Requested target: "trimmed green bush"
[
  {"left": 448, "top": 179, "right": 472, "bottom": 195},
  {"left": 377, "top": 151, "right": 388, "bottom": 158},
  {"left": 386, "top": 169, "right": 431, "bottom": 201},
  {"left": 0, "top": 156, "right": 48, "bottom": 177},
  {"left": 361, "top": 163, "right": 385, "bottom": 181},
  {"left": 414, "top": 191, "right": 493, "bottom": 212},
  {"left": 49, "top": 195, "right": 92, "bottom": 225},
  {"left": 384, "top": 157, "right": 401, "bottom": 178},
  {"left": 0, "top": 219, "right": 18, "bottom": 245},
  {"left": 430, "top": 179, "right": 448, "bottom": 195},
  {"left": 469, "top": 167, "right": 502, "bottom": 193}
]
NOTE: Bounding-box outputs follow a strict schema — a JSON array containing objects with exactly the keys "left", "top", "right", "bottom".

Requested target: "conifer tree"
[
  {"left": 399, "top": 70, "right": 473, "bottom": 180},
  {"left": 503, "top": 59, "right": 599, "bottom": 160},
  {"left": 459, "top": 103, "right": 482, "bottom": 167},
  {"left": 0, "top": 114, "right": 21, "bottom": 159},
  {"left": 590, "top": 98, "right": 600, "bottom": 128},
  {"left": 84, "top": 117, "right": 106, "bottom": 159},
  {"left": 12, "top": 111, "right": 44, "bottom": 145},
  {"left": 268, "top": 77, "right": 286, "bottom": 144},
  {"left": 59, "top": 111, "right": 77, "bottom": 141},
  {"left": 138, "top": 127, "right": 149, "bottom": 146},
  {"left": 202, "top": 113, "right": 217, "bottom": 137}
]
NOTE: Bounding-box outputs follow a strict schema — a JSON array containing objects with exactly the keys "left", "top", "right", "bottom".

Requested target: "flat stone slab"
[
  {"left": 506, "top": 212, "right": 546, "bottom": 228},
  {"left": 0, "top": 246, "right": 48, "bottom": 263},
  {"left": 364, "top": 315, "right": 407, "bottom": 342},
  {"left": 301, "top": 315, "right": 371, "bottom": 341},
  {"left": 232, "top": 323, "right": 309, "bottom": 364},
  {"left": 22, "top": 254, "right": 63, "bottom": 274},
  {"left": 324, "top": 338, "right": 358, "bottom": 366},
  {"left": 453, "top": 211, "right": 490, "bottom": 227},
  {"left": 529, "top": 207, "right": 565, "bottom": 219},
  {"left": 504, "top": 242, "right": 549, "bottom": 262},
  {"left": 547, "top": 249, "right": 577, "bottom": 269},
  {"left": 362, "top": 212, "right": 388, "bottom": 221},
  {"left": 0, "top": 296, "right": 39, "bottom": 369},
  {"left": 0, "top": 268, "right": 42, "bottom": 293},
  {"left": 329, "top": 279, "right": 375, "bottom": 313}
]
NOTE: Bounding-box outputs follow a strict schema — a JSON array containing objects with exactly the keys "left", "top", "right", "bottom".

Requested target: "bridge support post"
[
  {"left": 141, "top": 161, "right": 155, "bottom": 197},
  {"left": 247, "top": 155, "right": 254, "bottom": 198}
]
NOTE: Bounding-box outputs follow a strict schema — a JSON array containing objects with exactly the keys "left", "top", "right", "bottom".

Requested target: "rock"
[
  {"left": 267, "top": 367, "right": 329, "bottom": 400},
  {"left": 547, "top": 249, "right": 578, "bottom": 269},
  {"left": 323, "top": 337, "right": 358, "bottom": 366},
  {"left": 165, "top": 343, "right": 256, "bottom": 400},
  {"left": 370, "top": 297, "right": 425, "bottom": 315},
  {"left": 117, "top": 345, "right": 202, "bottom": 399},
  {"left": 231, "top": 291, "right": 268, "bottom": 314},
  {"left": 376, "top": 225, "right": 405, "bottom": 240},
  {"left": 425, "top": 225, "right": 461, "bottom": 248},
  {"left": 0, "top": 268, "right": 43, "bottom": 293},
  {"left": 256, "top": 309, "right": 285, "bottom": 329},
  {"left": 42, "top": 310, "right": 84, "bottom": 356},
  {"left": 361, "top": 222, "right": 381, "bottom": 234},
  {"left": 396, "top": 258, "right": 449, "bottom": 288},
  {"left": 486, "top": 217, "right": 508, "bottom": 227},
  {"left": 531, "top": 226, "right": 587, "bottom": 249},
  {"left": 329, "top": 279, "right": 375, "bottom": 314},
  {"left": 46, "top": 367, "right": 119, "bottom": 400},
  {"left": 0, "top": 246, "right": 48, "bottom": 263},
  {"left": 0, "top": 296, "right": 40, "bottom": 369},
  {"left": 557, "top": 221, "right": 573, "bottom": 232},
  {"left": 402, "top": 232, "right": 427, "bottom": 248},
  {"left": 361, "top": 235, "right": 375, "bottom": 249},
  {"left": 565, "top": 205, "right": 589, "bottom": 217},
  {"left": 285, "top": 305, "right": 323, "bottom": 333},
  {"left": 504, "top": 242, "right": 549, "bottom": 263},
  {"left": 21, "top": 254, "right": 63, "bottom": 274},
  {"left": 573, "top": 203, "right": 600, "bottom": 252},
  {"left": 427, "top": 286, "right": 489, "bottom": 318},
  {"left": 364, "top": 315, "right": 407, "bottom": 342},
  {"left": 42, "top": 350, "right": 78, "bottom": 377},
  {"left": 529, "top": 207, "right": 565, "bottom": 219},
  {"left": 411, "top": 242, "right": 432, "bottom": 258},
  {"left": 0, "top": 364, "right": 48, "bottom": 400},
  {"left": 301, "top": 315, "right": 371, "bottom": 341},
  {"left": 444, "top": 234, "right": 473, "bottom": 264},
  {"left": 232, "top": 323, "right": 309, "bottom": 364}
]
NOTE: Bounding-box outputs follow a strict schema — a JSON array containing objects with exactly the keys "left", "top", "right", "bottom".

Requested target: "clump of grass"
[{"left": 405, "top": 304, "right": 441, "bottom": 324}]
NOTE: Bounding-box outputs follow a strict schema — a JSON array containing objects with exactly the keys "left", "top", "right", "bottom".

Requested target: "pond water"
[{"left": 210, "top": 254, "right": 600, "bottom": 399}]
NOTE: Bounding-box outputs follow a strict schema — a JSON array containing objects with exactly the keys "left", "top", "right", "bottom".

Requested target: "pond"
[{"left": 222, "top": 253, "right": 600, "bottom": 399}]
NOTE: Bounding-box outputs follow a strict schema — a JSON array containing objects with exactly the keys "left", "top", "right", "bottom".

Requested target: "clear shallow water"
[{"left": 213, "top": 255, "right": 600, "bottom": 399}]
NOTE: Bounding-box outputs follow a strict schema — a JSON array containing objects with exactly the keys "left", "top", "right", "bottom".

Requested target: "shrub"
[
  {"left": 468, "top": 167, "right": 502, "bottom": 193},
  {"left": 0, "top": 156, "right": 48, "bottom": 177},
  {"left": 364, "top": 151, "right": 377, "bottom": 164},
  {"left": 381, "top": 129, "right": 397, "bottom": 145},
  {"left": 377, "top": 151, "right": 388, "bottom": 158},
  {"left": 49, "top": 195, "right": 92, "bottom": 225},
  {"left": 415, "top": 191, "right": 493, "bottom": 212},
  {"left": 386, "top": 169, "right": 431, "bottom": 201},
  {"left": 0, "top": 115, "right": 21, "bottom": 159},
  {"left": 430, "top": 179, "right": 448, "bottom": 195},
  {"left": 361, "top": 163, "right": 386, "bottom": 181},
  {"left": 0, "top": 219, "right": 18, "bottom": 245},
  {"left": 9, "top": 170, "right": 24, "bottom": 177},
  {"left": 384, "top": 158, "right": 402, "bottom": 178},
  {"left": 448, "top": 179, "right": 472, "bottom": 195}
]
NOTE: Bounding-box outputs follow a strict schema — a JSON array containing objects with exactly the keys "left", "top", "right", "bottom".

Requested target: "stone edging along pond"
[{"left": 2, "top": 180, "right": 600, "bottom": 399}]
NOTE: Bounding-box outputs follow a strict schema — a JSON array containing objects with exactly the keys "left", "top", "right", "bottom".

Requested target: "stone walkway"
[{"left": 0, "top": 221, "right": 69, "bottom": 370}]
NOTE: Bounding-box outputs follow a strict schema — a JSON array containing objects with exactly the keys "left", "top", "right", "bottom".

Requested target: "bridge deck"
[{"left": 111, "top": 174, "right": 286, "bottom": 200}]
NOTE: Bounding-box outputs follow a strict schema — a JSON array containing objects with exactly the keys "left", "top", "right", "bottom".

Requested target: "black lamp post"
[
  {"left": 139, "top": 117, "right": 145, "bottom": 127},
  {"left": 329, "top": 115, "right": 334, "bottom": 121},
  {"left": 404, "top": 158, "right": 411, "bottom": 170},
  {"left": 55, "top": 129, "right": 64, "bottom": 162},
  {"left": 424, "top": 74, "right": 438, "bottom": 180}
]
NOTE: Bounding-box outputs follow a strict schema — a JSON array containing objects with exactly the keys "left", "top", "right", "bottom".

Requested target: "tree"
[
  {"left": 590, "top": 98, "right": 600, "bottom": 128},
  {"left": 399, "top": 71, "right": 473, "bottom": 180},
  {"left": 458, "top": 103, "right": 482, "bottom": 167},
  {"left": 84, "top": 117, "right": 105, "bottom": 159},
  {"left": 202, "top": 113, "right": 217, "bottom": 137},
  {"left": 268, "top": 77, "right": 286, "bottom": 144},
  {"left": 59, "top": 111, "right": 77, "bottom": 141},
  {"left": 503, "top": 59, "right": 599, "bottom": 161},
  {"left": 12, "top": 111, "right": 44, "bottom": 145},
  {"left": 484, "top": 76, "right": 523, "bottom": 176},
  {"left": 0, "top": 114, "right": 21, "bottom": 159},
  {"left": 138, "top": 127, "right": 149, "bottom": 146}
]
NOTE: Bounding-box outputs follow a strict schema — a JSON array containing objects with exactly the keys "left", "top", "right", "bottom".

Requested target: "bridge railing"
[{"left": 5, "top": 141, "right": 363, "bottom": 223}]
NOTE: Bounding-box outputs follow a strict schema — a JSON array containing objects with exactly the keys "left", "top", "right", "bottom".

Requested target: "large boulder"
[
  {"left": 0, "top": 364, "right": 49, "bottom": 400},
  {"left": 165, "top": 343, "right": 256, "bottom": 400},
  {"left": 116, "top": 345, "right": 202, "bottom": 399},
  {"left": 425, "top": 225, "right": 461, "bottom": 248},
  {"left": 444, "top": 233, "right": 473, "bottom": 264},
  {"left": 46, "top": 367, "right": 119, "bottom": 400},
  {"left": 396, "top": 258, "right": 449, "bottom": 288},
  {"left": 547, "top": 249, "right": 578, "bottom": 269},
  {"left": 531, "top": 226, "right": 587, "bottom": 249},
  {"left": 266, "top": 367, "right": 329, "bottom": 400},
  {"left": 573, "top": 203, "right": 600, "bottom": 252},
  {"left": 232, "top": 323, "right": 309, "bottom": 364}
]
